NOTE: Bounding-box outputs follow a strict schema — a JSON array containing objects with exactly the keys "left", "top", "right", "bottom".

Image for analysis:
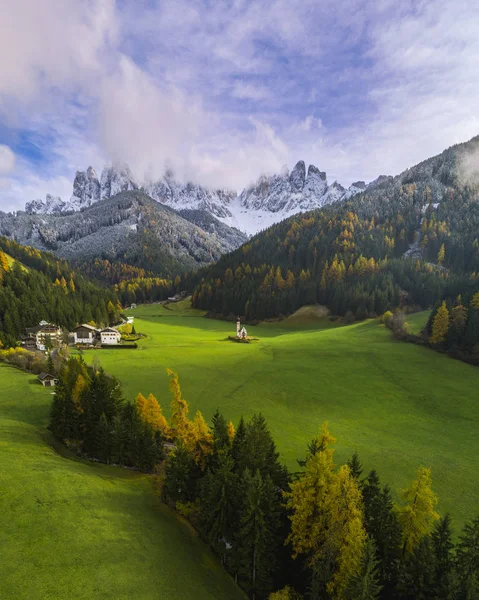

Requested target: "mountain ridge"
[{"left": 23, "top": 161, "right": 383, "bottom": 235}]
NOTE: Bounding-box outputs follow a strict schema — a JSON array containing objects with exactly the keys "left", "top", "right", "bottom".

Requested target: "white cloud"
[
  {"left": 0, "top": 146, "right": 15, "bottom": 175},
  {"left": 1, "top": 0, "right": 479, "bottom": 209}
]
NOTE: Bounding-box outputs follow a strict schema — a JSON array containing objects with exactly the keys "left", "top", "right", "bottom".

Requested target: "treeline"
[
  {"left": 162, "top": 408, "right": 479, "bottom": 600},
  {"left": 48, "top": 364, "right": 479, "bottom": 598},
  {"left": 49, "top": 357, "right": 164, "bottom": 471},
  {"left": 419, "top": 291, "right": 479, "bottom": 364},
  {"left": 0, "top": 238, "right": 118, "bottom": 347},
  {"left": 191, "top": 257, "right": 474, "bottom": 322}
]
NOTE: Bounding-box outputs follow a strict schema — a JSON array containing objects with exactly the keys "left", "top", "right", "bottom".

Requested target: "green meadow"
[
  {"left": 89, "top": 301, "right": 479, "bottom": 528},
  {"left": 2, "top": 301, "right": 479, "bottom": 600},
  {"left": 0, "top": 364, "right": 245, "bottom": 600}
]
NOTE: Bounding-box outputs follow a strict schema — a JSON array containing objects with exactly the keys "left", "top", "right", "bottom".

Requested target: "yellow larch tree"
[
  {"left": 430, "top": 301, "right": 450, "bottom": 343},
  {"left": 437, "top": 243, "right": 445, "bottom": 265},
  {"left": 190, "top": 410, "right": 213, "bottom": 468},
  {"left": 135, "top": 392, "right": 147, "bottom": 420},
  {"left": 227, "top": 420, "right": 235, "bottom": 443},
  {"left": 167, "top": 368, "right": 193, "bottom": 442},
  {"left": 325, "top": 465, "right": 366, "bottom": 599},
  {"left": 285, "top": 423, "right": 336, "bottom": 557},
  {"left": 397, "top": 466, "right": 439, "bottom": 556}
]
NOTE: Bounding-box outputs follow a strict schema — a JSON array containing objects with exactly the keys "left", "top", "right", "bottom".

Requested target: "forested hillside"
[
  {"left": 0, "top": 238, "right": 118, "bottom": 346},
  {"left": 0, "top": 191, "right": 246, "bottom": 277},
  {"left": 190, "top": 137, "right": 479, "bottom": 320}
]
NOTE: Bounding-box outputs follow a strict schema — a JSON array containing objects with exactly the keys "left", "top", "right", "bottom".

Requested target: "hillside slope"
[
  {"left": 0, "top": 237, "right": 117, "bottom": 346},
  {"left": 0, "top": 364, "right": 245, "bottom": 600},
  {"left": 189, "top": 136, "right": 479, "bottom": 319},
  {"left": 1, "top": 191, "right": 246, "bottom": 276}
]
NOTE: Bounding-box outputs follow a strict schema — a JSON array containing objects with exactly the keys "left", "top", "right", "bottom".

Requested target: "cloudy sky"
[{"left": 0, "top": 0, "right": 478, "bottom": 211}]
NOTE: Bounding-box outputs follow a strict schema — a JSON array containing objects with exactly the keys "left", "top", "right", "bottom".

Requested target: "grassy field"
[
  {"left": 84, "top": 301, "right": 479, "bottom": 529},
  {"left": 0, "top": 364, "right": 245, "bottom": 600}
]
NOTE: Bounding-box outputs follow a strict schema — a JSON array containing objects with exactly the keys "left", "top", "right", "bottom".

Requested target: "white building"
[
  {"left": 72, "top": 324, "right": 98, "bottom": 345},
  {"left": 100, "top": 327, "right": 121, "bottom": 345}
]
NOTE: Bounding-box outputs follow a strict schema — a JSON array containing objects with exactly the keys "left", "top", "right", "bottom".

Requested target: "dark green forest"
[
  {"left": 189, "top": 182, "right": 479, "bottom": 321},
  {"left": 0, "top": 237, "right": 117, "bottom": 347}
]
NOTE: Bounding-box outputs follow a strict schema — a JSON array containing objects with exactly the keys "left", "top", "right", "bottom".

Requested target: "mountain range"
[
  {"left": 3, "top": 135, "right": 478, "bottom": 278},
  {"left": 23, "top": 161, "right": 381, "bottom": 235}
]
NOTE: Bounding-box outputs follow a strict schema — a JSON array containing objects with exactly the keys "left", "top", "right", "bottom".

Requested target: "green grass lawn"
[
  {"left": 89, "top": 302, "right": 479, "bottom": 529},
  {"left": 0, "top": 365, "right": 245, "bottom": 600}
]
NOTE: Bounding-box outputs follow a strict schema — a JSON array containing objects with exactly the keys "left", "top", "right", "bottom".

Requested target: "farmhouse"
[
  {"left": 37, "top": 372, "right": 58, "bottom": 387},
  {"left": 100, "top": 327, "right": 121, "bottom": 345},
  {"left": 23, "top": 322, "right": 62, "bottom": 351},
  {"left": 72, "top": 324, "right": 98, "bottom": 345}
]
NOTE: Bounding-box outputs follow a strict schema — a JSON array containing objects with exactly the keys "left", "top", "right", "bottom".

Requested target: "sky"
[{"left": 0, "top": 0, "right": 479, "bottom": 211}]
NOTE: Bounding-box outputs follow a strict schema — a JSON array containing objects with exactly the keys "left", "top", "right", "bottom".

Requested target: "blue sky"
[{"left": 1, "top": 0, "right": 479, "bottom": 210}]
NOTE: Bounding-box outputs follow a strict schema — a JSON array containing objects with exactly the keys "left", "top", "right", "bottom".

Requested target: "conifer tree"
[
  {"left": 199, "top": 452, "right": 239, "bottom": 564},
  {"left": 167, "top": 368, "right": 192, "bottom": 442},
  {"left": 232, "top": 416, "right": 246, "bottom": 467},
  {"left": 236, "top": 414, "right": 289, "bottom": 489},
  {"left": 345, "top": 537, "right": 382, "bottom": 600},
  {"left": 347, "top": 451, "right": 363, "bottom": 481},
  {"left": 397, "top": 535, "right": 435, "bottom": 599},
  {"left": 236, "top": 469, "right": 281, "bottom": 599},
  {"left": 362, "top": 471, "right": 402, "bottom": 595},
  {"left": 268, "top": 586, "right": 303, "bottom": 600},
  {"left": 164, "top": 441, "right": 198, "bottom": 504},
  {"left": 432, "top": 514, "right": 455, "bottom": 599},
  {"left": 455, "top": 516, "right": 479, "bottom": 600},
  {"left": 430, "top": 301, "right": 450, "bottom": 344},
  {"left": 398, "top": 466, "right": 439, "bottom": 556},
  {"left": 437, "top": 243, "right": 445, "bottom": 265},
  {"left": 227, "top": 420, "right": 235, "bottom": 443}
]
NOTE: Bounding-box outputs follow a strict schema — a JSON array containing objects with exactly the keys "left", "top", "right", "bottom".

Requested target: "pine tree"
[
  {"left": 398, "top": 466, "right": 439, "bottom": 556},
  {"left": 96, "top": 413, "right": 111, "bottom": 463},
  {"left": 347, "top": 451, "right": 363, "bottom": 480},
  {"left": 163, "top": 441, "right": 198, "bottom": 504},
  {"left": 47, "top": 352, "right": 55, "bottom": 374},
  {"left": 345, "top": 537, "right": 382, "bottom": 600},
  {"left": 432, "top": 514, "right": 455, "bottom": 599},
  {"left": 199, "top": 452, "right": 239, "bottom": 564},
  {"left": 430, "top": 301, "right": 450, "bottom": 344},
  {"left": 236, "top": 469, "right": 281, "bottom": 599},
  {"left": 397, "top": 535, "right": 435, "bottom": 599},
  {"left": 362, "top": 472, "right": 402, "bottom": 596},
  {"left": 455, "top": 516, "right": 479, "bottom": 600},
  {"left": 236, "top": 414, "right": 289, "bottom": 489},
  {"left": 232, "top": 416, "right": 246, "bottom": 467}
]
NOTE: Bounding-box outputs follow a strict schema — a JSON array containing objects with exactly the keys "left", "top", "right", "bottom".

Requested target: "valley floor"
[
  {"left": 2, "top": 302, "right": 479, "bottom": 599},
  {"left": 94, "top": 302, "right": 479, "bottom": 528}
]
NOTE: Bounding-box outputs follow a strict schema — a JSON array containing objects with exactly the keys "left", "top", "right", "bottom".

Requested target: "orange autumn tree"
[
  {"left": 166, "top": 368, "right": 213, "bottom": 466},
  {"left": 136, "top": 392, "right": 169, "bottom": 436}
]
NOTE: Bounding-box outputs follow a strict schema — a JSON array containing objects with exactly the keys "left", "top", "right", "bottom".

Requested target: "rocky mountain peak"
[
  {"left": 100, "top": 164, "right": 139, "bottom": 200},
  {"left": 307, "top": 164, "right": 326, "bottom": 180},
  {"left": 351, "top": 180, "right": 366, "bottom": 189},
  {"left": 70, "top": 166, "right": 101, "bottom": 210},
  {"left": 289, "top": 160, "right": 306, "bottom": 191}
]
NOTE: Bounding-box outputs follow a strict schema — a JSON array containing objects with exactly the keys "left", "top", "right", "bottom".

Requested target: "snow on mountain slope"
[
  {"left": 234, "top": 161, "right": 358, "bottom": 234},
  {"left": 23, "top": 161, "right": 368, "bottom": 234}
]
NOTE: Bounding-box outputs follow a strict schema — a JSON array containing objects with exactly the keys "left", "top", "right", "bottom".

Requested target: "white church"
[{"left": 236, "top": 318, "right": 247, "bottom": 339}]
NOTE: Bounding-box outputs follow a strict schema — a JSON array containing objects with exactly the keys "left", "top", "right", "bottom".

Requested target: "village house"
[
  {"left": 100, "top": 327, "right": 121, "bottom": 345},
  {"left": 23, "top": 321, "right": 63, "bottom": 351},
  {"left": 37, "top": 372, "right": 58, "bottom": 387},
  {"left": 71, "top": 324, "right": 98, "bottom": 345}
]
